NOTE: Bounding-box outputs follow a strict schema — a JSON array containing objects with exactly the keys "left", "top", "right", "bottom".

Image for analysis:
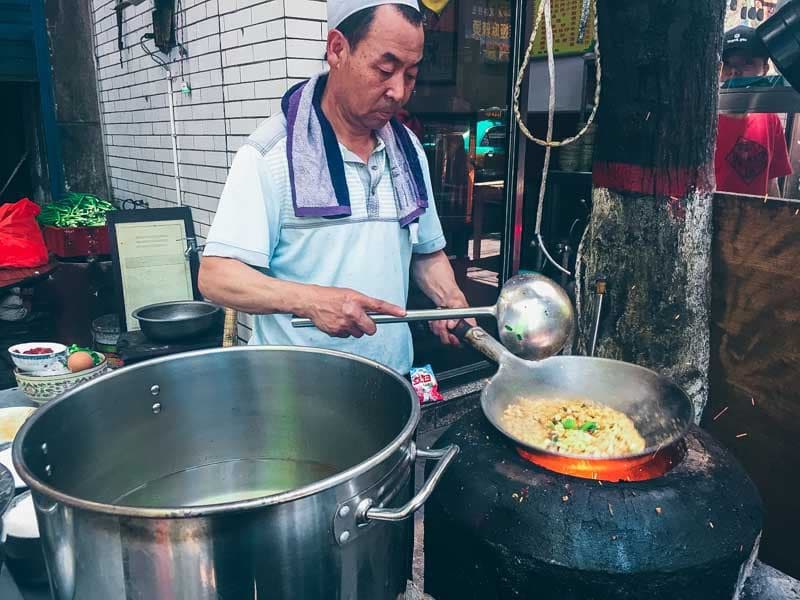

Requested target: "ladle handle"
[
  {"left": 452, "top": 320, "right": 514, "bottom": 365},
  {"left": 291, "top": 306, "right": 494, "bottom": 328}
]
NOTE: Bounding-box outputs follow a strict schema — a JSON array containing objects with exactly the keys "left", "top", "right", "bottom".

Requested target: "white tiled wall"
[
  {"left": 90, "top": 0, "right": 327, "bottom": 342},
  {"left": 90, "top": 0, "right": 327, "bottom": 241}
]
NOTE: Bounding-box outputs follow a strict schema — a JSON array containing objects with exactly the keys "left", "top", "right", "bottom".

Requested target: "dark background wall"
[
  {"left": 44, "top": 0, "right": 108, "bottom": 197},
  {"left": 705, "top": 192, "right": 800, "bottom": 578},
  {"left": 0, "top": 83, "right": 35, "bottom": 203}
]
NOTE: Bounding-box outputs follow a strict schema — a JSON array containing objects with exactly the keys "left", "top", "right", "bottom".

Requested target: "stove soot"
[{"left": 424, "top": 410, "right": 764, "bottom": 600}]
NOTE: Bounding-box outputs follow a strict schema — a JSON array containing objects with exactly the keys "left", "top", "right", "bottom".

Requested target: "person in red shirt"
[{"left": 715, "top": 26, "right": 792, "bottom": 197}]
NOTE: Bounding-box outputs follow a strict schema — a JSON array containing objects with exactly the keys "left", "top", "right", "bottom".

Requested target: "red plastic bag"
[{"left": 0, "top": 198, "right": 49, "bottom": 268}]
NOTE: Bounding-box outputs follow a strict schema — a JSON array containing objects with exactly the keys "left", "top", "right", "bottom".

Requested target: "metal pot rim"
[
  {"left": 131, "top": 301, "right": 221, "bottom": 323},
  {"left": 13, "top": 346, "right": 421, "bottom": 519}
]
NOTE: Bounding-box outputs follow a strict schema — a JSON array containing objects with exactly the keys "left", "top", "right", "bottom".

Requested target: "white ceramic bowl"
[
  {"left": 14, "top": 355, "right": 108, "bottom": 405},
  {"left": 7, "top": 343, "right": 67, "bottom": 374}
]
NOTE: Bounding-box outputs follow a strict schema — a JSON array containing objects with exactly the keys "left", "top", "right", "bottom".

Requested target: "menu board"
[
  {"left": 530, "top": 0, "right": 596, "bottom": 58},
  {"left": 112, "top": 218, "right": 195, "bottom": 331}
]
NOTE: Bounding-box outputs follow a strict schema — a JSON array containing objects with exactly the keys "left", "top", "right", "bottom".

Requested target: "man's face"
[
  {"left": 721, "top": 52, "right": 769, "bottom": 82},
  {"left": 328, "top": 6, "right": 424, "bottom": 130}
]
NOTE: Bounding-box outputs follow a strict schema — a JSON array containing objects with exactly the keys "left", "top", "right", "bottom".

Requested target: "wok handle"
[
  {"left": 362, "top": 445, "right": 459, "bottom": 523},
  {"left": 451, "top": 319, "right": 474, "bottom": 340},
  {"left": 453, "top": 322, "right": 513, "bottom": 366}
]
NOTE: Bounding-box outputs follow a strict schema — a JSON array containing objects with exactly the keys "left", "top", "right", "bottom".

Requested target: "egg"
[{"left": 67, "top": 351, "right": 95, "bottom": 373}]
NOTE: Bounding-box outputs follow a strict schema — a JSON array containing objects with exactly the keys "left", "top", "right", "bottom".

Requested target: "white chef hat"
[{"left": 328, "top": 0, "right": 421, "bottom": 31}]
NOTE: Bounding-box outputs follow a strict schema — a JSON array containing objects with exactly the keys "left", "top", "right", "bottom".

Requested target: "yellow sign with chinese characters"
[{"left": 531, "top": 0, "right": 596, "bottom": 57}]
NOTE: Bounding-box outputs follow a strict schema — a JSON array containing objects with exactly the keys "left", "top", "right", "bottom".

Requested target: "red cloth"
[
  {"left": 0, "top": 198, "right": 48, "bottom": 268},
  {"left": 715, "top": 113, "right": 792, "bottom": 196},
  {"left": 592, "top": 162, "right": 706, "bottom": 197}
]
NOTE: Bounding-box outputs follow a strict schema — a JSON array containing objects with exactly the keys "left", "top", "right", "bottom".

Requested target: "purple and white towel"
[{"left": 281, "top": 73, "right": 428, "bottom": 227}]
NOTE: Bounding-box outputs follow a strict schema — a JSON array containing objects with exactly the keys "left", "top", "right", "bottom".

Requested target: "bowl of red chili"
[{"left": 7, "top": 343, "right": 67, "bottom": 374}]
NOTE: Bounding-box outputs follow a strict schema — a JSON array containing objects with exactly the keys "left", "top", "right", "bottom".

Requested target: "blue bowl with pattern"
[{"left": 14, "top": 355, "right": 108, "bottom": 405}]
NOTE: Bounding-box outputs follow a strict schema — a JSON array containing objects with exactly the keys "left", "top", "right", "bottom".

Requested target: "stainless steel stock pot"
[{"left": 13, "top": 346, "right": 458, "bottom": 599}]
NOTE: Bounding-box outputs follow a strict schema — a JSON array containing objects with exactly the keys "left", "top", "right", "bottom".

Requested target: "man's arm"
[
  {"left": 199, "top": 256, "right": 405, "bottom": 339},
  {"left": 411, "top": 250, "right": 470, "bottom": 346}
]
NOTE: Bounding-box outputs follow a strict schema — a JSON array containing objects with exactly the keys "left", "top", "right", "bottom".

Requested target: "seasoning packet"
[{"left": 411, "top": 364, "right": 443, "bottom": 404}]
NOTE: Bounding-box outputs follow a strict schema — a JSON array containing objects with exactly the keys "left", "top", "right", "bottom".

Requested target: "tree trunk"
[{"left": 577, "top": 1, "right": 725, "bottom": 419}]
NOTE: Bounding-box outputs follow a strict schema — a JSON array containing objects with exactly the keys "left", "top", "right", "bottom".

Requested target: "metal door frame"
[{"left": 500, "top": 0, "right": 533, "bottom": 282}]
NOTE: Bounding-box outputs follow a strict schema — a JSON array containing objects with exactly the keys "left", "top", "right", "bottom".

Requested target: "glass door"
[{"left": 406, "top": 0, "right": 521, "bottom": 373}]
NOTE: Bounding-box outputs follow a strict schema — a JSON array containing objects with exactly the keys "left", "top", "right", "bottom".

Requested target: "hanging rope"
[{"left": 512, "top": 0, "right": 602, "bottom": 275}]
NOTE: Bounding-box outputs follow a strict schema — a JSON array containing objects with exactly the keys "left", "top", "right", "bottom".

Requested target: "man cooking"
[{"left": 198, "top": 0, "right": 470, "bottom": 375}]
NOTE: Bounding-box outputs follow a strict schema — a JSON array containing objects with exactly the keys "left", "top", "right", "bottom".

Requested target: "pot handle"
[{"left": 362, "top": 445, "right": 459, "bottom": 523}]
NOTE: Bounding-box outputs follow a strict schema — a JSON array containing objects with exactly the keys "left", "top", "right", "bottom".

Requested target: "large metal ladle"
[{"left": 291, "top": 273, "right": 575, "bottom": 360}]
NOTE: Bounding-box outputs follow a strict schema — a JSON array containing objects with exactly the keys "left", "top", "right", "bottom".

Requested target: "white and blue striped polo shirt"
[{"left": 204, "top": 114, "right": 446, "bottom": 374}]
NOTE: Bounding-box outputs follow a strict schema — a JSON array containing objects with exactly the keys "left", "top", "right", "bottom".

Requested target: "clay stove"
[{"left": 424, "top": 409, "right": 763, "bottom": 600}]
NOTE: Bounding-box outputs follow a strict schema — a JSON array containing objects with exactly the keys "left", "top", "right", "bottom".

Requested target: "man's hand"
[
  {"left": 429, "top": 297, "right": 475, "bottom": 347},
  {"left": 410, "top": 250, "right": 474, "bottom": 348},
  {"left": 305, "top": 287, "right": 406, "bottom": 339},
  {"left": 198, "top": 258, "right": 404, "bottom": 339}
]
